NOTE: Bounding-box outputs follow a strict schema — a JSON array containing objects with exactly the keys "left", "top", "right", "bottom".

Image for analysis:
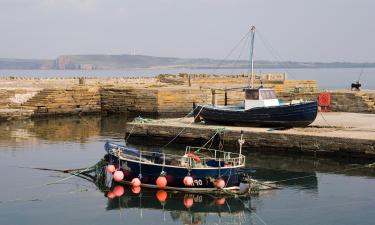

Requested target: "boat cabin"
[{"left": 244, "top": 88, "right": 280, "bottom": 109}]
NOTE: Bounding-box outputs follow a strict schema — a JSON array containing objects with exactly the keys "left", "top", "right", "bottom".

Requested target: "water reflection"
[{"left": 104, "top": 187, "right": 251, "bottom": 225}]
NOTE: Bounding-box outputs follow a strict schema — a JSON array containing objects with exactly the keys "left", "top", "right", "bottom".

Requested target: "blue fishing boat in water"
[{"left": 103, "top": 136, "right": 247, "bottom": 192}]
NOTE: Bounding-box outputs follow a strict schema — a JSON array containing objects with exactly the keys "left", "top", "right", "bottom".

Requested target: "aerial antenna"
[{"left": 249, "top": 26, "right": 256, "bottom": 88}]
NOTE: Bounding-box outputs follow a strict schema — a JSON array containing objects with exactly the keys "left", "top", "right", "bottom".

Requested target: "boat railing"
[
  {"left": 109, "top": 146, "right": 245, "bottom": 168},
  {"left": 185, "top": 146, "right": 245, "bottom": 167}
]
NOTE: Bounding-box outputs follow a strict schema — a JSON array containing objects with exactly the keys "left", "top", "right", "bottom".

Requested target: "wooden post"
[
  {"left": 188, "top": 74, "right": 191, "bottom": 87},
  {"left": 211, "top": 89, "right": 216, "bottom": 106},
  {"left": 224, "top": 89, "right": 228, "bottom": 106}
]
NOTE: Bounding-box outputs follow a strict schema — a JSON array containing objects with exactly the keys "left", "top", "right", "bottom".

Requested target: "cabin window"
[
  {"left": 245, "top": 90, "right": 259, "bottom": 100},
  {"left": 260, "top": 90, "right": 277, "bottom": 100}
]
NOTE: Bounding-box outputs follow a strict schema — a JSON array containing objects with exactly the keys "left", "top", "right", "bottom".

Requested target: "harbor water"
[{"left": 0, "top": 115, "right": 374, "bottom": 225}]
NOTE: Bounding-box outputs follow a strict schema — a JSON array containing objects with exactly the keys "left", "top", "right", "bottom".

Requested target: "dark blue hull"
[
  {"left": 195, "top": 101, "right": 318, "bottom": 127},
  {"left": 107, "top": 155, "right": 242, "bottom": 190}
]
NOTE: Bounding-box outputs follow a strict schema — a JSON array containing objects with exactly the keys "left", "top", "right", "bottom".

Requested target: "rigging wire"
[
  {"left": 229, "top": 32, "right": 251, "bottom": 76},
  {"left": 255, "top": 28, "right": 297, "bottom": 80},
  {"left": 212, "top": 30, "right": 252, "bottom": 74}
]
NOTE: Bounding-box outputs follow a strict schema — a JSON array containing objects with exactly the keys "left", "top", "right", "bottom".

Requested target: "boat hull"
[
  {"left": 107, "top": 155, "right": 243, "bottom": 191},
  {"left": 194, "top": 101, "right": 318, "bottom": 127}
]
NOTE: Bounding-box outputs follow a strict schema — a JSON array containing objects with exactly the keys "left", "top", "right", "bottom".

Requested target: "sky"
[{"left": 0, "top": 0, "right": 374, "bottom": 62}]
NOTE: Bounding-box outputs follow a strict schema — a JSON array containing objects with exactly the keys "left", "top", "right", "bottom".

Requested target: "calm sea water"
[
  {"left": 0, "top": 115, "right": 374, "bottom": 225},
  {"left": 1, "top": 67, "right": 375, "bottom": 90}
]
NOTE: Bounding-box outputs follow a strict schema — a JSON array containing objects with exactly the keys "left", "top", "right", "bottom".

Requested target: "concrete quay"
[{"left": 125, "top": 112, "right": 375, "bottom": 159}]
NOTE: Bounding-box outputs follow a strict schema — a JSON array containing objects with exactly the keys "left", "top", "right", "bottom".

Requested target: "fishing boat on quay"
[{"left": 194, "top": 26, "right": 318, "bottom": 127}]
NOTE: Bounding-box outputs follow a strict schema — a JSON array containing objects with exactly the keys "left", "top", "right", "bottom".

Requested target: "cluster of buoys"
[{"left": 106, "top": 164, "right": 125, "bottom": 182}]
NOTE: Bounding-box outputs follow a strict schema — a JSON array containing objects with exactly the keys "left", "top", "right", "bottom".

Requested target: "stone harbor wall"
[
  {"left": 21, "top": 87, "right": 101, "bottom": 116},
  {"left": 328, "top": 92, "right": 375, "bottom": 113},
  {"left": 156, "top": 88, "right": 212, "bottom": 115},
  {"left": 0, "top": 75, "right": 374, "bottom": 121},
  {"left": 100, "top": 88, "right": 158, "bottom": 114}
]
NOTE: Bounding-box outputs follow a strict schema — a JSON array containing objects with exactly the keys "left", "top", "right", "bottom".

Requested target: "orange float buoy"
[
  {"left": 113, "top": 170, "right": 124, "bottom": 182},
  {"left": 183, "top": 176, "right": 194, "bottom": 186},
  {"left": 113, "top": 185, "right": 125, "bottom": 197},
  {"left": 131, "top": 178, "right": 141, "bottom": 187},
  {"left": 215, "top": 179, "right": 225, "bottom": 189},
  {"left": 156, "top": 190, "right": 168, "bottom": 202},
  {"left": 183, "top": 196, "right": 194, "bottom": 208},
  {"left": 131, "top": 186, "right": 141, "bottom": 194},
  {"left": 107, "top": 191, "right": 115, "bottom": 199},
  {"left": 106, "top": 165, "right": 116, "bottom": 173},
  {"left": 215, "top": 197, "right": 226, "bottom": 205},
  {"left": 156, "top": 176, "right": 167, "bottom": 188}
]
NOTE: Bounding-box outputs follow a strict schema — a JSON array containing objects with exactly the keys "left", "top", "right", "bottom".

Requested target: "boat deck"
[{"left": 126, "top": 112, "right": 375, "bottom": 159}]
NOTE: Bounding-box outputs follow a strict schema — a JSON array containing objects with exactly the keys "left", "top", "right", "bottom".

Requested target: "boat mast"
[{"left": 250, "top": 26, "right": 256, "bottom": 88}]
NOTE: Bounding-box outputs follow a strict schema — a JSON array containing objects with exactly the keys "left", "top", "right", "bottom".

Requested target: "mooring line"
[
  {"left": 25, "top": 166, "right": 95, "bottom": 189},
  {"left": 272, "top": 162, "right": 375, "bottom": 184},
  {"left": 159, "top": 105, "right": 205, "bottom": 149}
]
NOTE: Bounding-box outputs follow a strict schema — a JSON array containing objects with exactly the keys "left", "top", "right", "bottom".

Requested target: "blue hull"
[
  {"left": 195, "top": 101, "right": 318, "bottom": 127},
  {"left": 105, "top": 142, "right": 244, "bottom": 190}
]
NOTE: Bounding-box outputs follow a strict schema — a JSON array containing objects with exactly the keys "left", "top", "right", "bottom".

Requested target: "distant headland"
[{"left": 0, "top": 54, "right": 374, "bottom": 70}]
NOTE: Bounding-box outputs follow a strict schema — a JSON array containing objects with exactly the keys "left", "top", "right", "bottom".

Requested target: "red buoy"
[
  {"left": 113, "top": 185, "right": 125, "bottom": 197},
  {"left": 156, "top": 190, "right": 168, "bottom": 202},
  {"left": 107, "top": 191, "right": 115, "bottom": 199},
  {"left": 318, "top": 92, "right": 331, "bottom": 107},
  {"left": 131, "top": 186, "right": 141, "bottom": 194},
  {"left": 183, "top": 176, "right": 194, "bottom": 186},
  {"left": 131, "top": 178, "right": 141, "bottom": 187},
  {"left": 113, "top": 170, "right": 124, "bottom": 182},
  {"left": 215, "top": 197, "right": 226, "bottom": 205},
  {"left": 106, "top": 165, "right": 116, "bottom": 173},
  {"left": 156, "top": 176, "right": 167, "bottom": 188},
  {"left": 215, "top": 179, "right": 225, "bottom": 189},
  {"left": 183, "top": 196, "right": 194, "bottom": 208}
]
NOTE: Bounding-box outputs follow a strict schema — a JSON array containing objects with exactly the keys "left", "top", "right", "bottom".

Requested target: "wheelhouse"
[{"left": 244, "top": 88, "right": 280, "bottom": 110}]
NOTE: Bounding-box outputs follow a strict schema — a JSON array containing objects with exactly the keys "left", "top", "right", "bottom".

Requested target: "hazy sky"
[{"left": 1, "top": 0, "right": 374, "bottom": 62}]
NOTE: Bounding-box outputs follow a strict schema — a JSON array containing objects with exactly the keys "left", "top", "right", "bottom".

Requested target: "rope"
[
  {"left": 26, "top": 166, "right": 95, "bottom": 189},
  {"left": 159, "top": 105, "right": 205, "bottom": 149},
  {"left": 271, "top": 162, "right": 375, "bottom": 184},
  {"left": 195, "top": 128, "right": 225, "bottom": 153},
  {"left": 318, "top": 111, "right": 332, "bottom": 127}
]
